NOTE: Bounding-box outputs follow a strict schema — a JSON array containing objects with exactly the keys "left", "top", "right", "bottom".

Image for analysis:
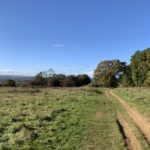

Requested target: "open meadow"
[
  {"left": 1, "top": 1, "right": 150, "bottom": 149},
  {"left": 0, "top": 87, "right": 149, "bottom": 150},
  {"left": 0, "top": 87, "right": 125, "bottom": 150}
]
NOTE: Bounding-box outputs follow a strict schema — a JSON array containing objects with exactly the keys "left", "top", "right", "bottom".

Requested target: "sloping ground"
[{"left": 110, "top": 91, "right": 150, "bottom": 145}]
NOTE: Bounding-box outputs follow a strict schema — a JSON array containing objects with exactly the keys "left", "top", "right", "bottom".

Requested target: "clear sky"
[{"left": 0, "top": 0, "right": 150, "bottom": 76}]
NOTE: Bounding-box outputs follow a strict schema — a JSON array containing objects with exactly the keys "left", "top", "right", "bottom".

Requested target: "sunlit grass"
[
  {"left": 0, "top": 87, "right": 132, "bottom": 149},
  {"left": 113, "top": 87, "right": 150, "bottom": 121}
]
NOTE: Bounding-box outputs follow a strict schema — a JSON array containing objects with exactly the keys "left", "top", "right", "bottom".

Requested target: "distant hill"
[{"left": 0, "top": 75, "right": 34, "bottom": 82}]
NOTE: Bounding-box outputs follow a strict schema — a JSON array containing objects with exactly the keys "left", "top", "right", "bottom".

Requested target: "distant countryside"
[
  {"left": 0, "top": 48, "right": 150, "bottom": 149},
  {"left": 0, "top": 0, "right": 150, "bottom": 150}
]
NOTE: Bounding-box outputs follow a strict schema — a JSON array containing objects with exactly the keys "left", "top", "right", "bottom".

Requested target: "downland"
[{"left": 0, "top": 87, "right": 149, "bottom": 150}]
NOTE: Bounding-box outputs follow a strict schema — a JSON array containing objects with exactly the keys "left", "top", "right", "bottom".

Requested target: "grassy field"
[
  {"left": 110, "top": 89, "right": 150, "bottom": 150},
  {"left": 0, "top": 87, "right": 149, "bottom": 150},
  {"left": 0, "top": 87, "right": 128, "bottom": 150},
  {"left": 113, "top": 87, "right": 150, "bottom": 121}
]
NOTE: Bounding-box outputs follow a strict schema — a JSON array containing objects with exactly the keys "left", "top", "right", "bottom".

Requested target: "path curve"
[{"left": 110, "top": 91, "right": 150, "bottom": 145}]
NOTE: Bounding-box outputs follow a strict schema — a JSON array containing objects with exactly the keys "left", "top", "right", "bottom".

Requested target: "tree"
[
  {"left": 53, "top": 74, "right": 66, "bottom": 86},
  {"left": 32, "top": 72, "right": 46, "bottom": 86},
  {"left": 48, "top": 78, "right": 60, "bottom": 87},
  {"left": 119, "top": 65, "right": 133, "bottom": 87},
  {"left": 77, "top": 74, "right": 91, "bottom": 86},
  {"left": 144, "top": 48, "right": 150, "bottom": 85},
  {"left": 48, "top": 74, "right": 66, "bottom": 87},
  {"left": 130, "top": 50, "right": 149, "bottom": 86},
  {"left": 63, "top": 75, "right": 78, "bottom": 87},
  {"left": 42, "top": 69, "right": 55, "bottom": 78},
  {"left": 93, "top": 60, "right": 127, "bottom": 87},
  {"left": 4, "top": 79, "right": 16, "bottom": 87}
]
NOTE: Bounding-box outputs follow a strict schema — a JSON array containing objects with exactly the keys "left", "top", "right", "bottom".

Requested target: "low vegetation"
[
  {"left": 0, "top": 87, "right": 134, "bottom": 150},
  {"left": 113, "top": 87, "right": 150, "bottom": 121}
]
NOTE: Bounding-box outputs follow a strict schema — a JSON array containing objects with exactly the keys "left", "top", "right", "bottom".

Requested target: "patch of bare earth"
[
  {"left": 116, "top": 112, "right": 141, "bottom": 150},
  {"left": 110, "top": 91, "right": 150, "bottom": 145}
]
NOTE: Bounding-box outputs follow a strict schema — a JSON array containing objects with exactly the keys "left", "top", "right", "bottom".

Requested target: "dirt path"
[
  {"left": 110, "top": 91, "right": 150, "bottom": 145},
  {"left": 116, "top": 112, "right": 141, "bottom": 150}
]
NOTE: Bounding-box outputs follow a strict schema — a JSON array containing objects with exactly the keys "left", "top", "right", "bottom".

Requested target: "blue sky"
[{"left": 0, "top": 0, "right": 150, "bottom": 76}]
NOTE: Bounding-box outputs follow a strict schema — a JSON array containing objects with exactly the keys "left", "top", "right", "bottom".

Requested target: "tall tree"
[
  {"left": 93, "top": 60, "right": 127, "bottom": 87},
  {"left": 42, "top": 69, "right": 55, "bottom": 78},
  {"left": 130, "top": 50, "right": 149, "bottom": 86},
  {"left": 77, "top": 74, "right": 91, "bottom": 86},
  {"left": 33, "top": 72, "right": 46, "bottom": 86},
  {"left": 144, "top": 48, "right": 150, "bottom": 85}
]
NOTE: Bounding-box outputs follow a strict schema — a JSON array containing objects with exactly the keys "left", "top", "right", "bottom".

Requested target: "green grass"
[
  {"left": 0, "top": 87, "right": 128, "bottom": 149},
  {"left": 109, "top": 89, "right": 150, "bottom": 150},
  {"left": 84, "top": 91, "right": 126, "bottom": 150},
  {"left": 113, "top": 87, "right": 150, "bottom": 121}
]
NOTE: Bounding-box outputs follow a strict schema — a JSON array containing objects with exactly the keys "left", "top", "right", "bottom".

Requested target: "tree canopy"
[
  {"left": 93, "top": 60, "right": 127, "bottom": 87},
  {"left": 93, "top": 48, "right": 150, "bottom": 87},
  {"left": 130, "top": 48, "right": 150, "bottom": 86}
]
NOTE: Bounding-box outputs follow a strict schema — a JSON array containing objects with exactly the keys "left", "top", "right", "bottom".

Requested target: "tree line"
[
  {"left": 30, "top": 72, "right": 91, "bottom": 87},
  {"left": 0, "top": 71, "right": 91, "bottom": 87},
  {"left": 93, "top": 48, "right": 150, "bottom": 87},
  {"left": 1, "top": 48, "right": 150, "bottom": 88}
]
